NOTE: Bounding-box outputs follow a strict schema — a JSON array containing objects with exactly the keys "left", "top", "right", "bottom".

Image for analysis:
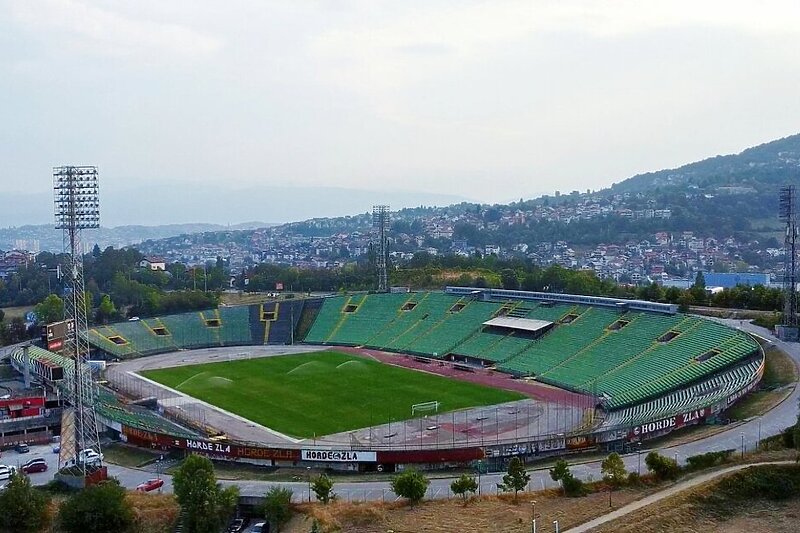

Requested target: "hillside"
[
  {"left": 610, "top": 134, "right": 800, "bottom": 194},
  {"left": 96, "top": 133, "right": 800, "bottom": 268}
]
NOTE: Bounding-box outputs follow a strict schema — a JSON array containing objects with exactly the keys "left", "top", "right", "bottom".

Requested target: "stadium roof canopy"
[{"left": 482, "top": 316, "right": 553, "bottom": 333}]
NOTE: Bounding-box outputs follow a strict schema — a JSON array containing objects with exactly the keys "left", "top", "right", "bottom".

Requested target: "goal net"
[{"left": 411, "top": 401, "right": 440, "bottom": 417}]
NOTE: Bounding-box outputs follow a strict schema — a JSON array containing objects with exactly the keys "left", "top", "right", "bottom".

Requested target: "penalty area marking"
[{"left": 126, "top": 371, "right": 302, "bottom": 444}]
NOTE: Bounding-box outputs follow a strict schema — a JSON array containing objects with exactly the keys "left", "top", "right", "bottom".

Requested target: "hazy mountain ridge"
[{"left": 0, "top": 223, "right": 275, "bottom": 252}]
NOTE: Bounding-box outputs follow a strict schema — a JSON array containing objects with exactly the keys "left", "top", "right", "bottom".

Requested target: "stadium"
[{"left": 9, "top": 287, "right": 764, "bottom": 472}]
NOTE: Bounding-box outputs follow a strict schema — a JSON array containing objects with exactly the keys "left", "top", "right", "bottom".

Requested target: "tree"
[
  {"left": 35, "top": 294, "right": 64, "bottom": 324},
  {"left": 263, "top": 487, "right": 293, "bottom": 533},
  {"left": 97, "top": 294, "right": 117, "bottom": 323},
  {"left": 500, "top": 457, "right": 530, "bottom": 501},
  {"left": 693, "top": 271, "right": 706, "bottom": 289},
  {"left": 58, "top": 479, "right": 134, "bottom": 533},
  {"left": 549, "top": 459, "right": 570, "bottom": 483},
  {"left": 217, "top": 485, "right": 240, "bottom": 527},
  {"left": 173, "top": 455, "right": 239, "bottom": 533},
  {"left": 0, "top": 471, "right": 50, "bottom": 532},
  {"left": 311, "top": 474, "right": 334, "bottom": 504},
  {"left": 645, "top": 452, "right": 680, "bottom": 481},
  {"left": 450, "top": 474, "right": 478, "bottom": 503},
  {"left": 601, "top": 452, "right": 627, "bottom": 488},
  {"left": 549, "top": 459, "right": 586, "bottom": 497},
  {"left": 500, "top": 269, "right": 520, "bottom": 290},
  {"left": 391, "top": 469, "right": 429, "bottom": 506}
]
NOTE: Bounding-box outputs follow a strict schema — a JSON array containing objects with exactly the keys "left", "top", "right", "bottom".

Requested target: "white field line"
[{"left": 128, "top": 371, "right": 302, "bottom": 444}]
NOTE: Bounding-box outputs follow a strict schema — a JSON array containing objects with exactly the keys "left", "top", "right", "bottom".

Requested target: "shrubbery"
[
  {"left": 549, "top": 459, "right": 586, "bottom": 497},
  {"left": 391, "top": 470, "right": 429, "bottom": 506},
  {"left": 685, "top": 450, "right": 734, "bottom": 471},
  {"left": 705, "top": 465, "right": 800, "bottom": 507},
  {"left": 645, "top": 452, "right": 680, "bottom": 481}
]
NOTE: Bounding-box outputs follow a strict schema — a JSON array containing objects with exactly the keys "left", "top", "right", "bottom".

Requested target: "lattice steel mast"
[
  {"left": 54, "top": 166, "right": 102, "bottom": 474},
  {"left": 372, "top": 205, "right": 390, "bottom": 293},
  {"left": 780, "top": 186, "right": 798, "bottom": 328}
]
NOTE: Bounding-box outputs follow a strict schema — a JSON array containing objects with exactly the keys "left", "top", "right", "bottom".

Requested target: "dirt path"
[{"left": 564, "top": 461, "right": 794, "bottom": 533}]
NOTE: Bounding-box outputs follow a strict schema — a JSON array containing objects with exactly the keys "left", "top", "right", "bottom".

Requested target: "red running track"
[{"left": 337, "top": 347, "right": 596, "bottom": 408}]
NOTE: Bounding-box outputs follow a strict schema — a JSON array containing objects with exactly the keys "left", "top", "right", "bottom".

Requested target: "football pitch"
[{"left": 140, "top": 351, "right": 525, "bottom": 438}]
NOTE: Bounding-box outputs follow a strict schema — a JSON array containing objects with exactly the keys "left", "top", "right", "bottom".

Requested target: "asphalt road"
[{"left": 11, "top": 319, "right": 799, "bottom": 504}]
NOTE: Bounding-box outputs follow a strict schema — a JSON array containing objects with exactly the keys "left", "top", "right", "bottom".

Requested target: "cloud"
[{"left": 9, "top": 0, "right": 222, "bottom": 61}]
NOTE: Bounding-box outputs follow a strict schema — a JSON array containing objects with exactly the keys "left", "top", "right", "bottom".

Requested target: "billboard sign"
[
  {"left": 628, "top": 407, "right": 709, "bottom": 440},
  {"left": 301, "top": 449, "right": 376, "bottom": 462}
]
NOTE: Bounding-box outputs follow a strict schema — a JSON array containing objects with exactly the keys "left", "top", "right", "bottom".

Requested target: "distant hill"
[
  {"left": 610, "top": 133, "right": 800, "bottom": 194},
  {"left": 0, "top": 223, "right": 276, "bottom": 252}
]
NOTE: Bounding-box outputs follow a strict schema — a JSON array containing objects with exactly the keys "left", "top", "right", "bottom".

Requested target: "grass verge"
[
  {"left": 103, "top": 443, "right": 166, "bottom": 468},
  {"left": 726, "top": 346, "right": 797, "bottom": 421}
]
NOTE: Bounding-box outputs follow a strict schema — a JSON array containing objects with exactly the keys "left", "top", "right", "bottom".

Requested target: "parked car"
[
  {"left": 21, "top": 458, "right": 48, "bottom": 474},
  {"left": 135, "top": 478, "right": 164, "bottom": 492},
  {"left": 0, "top": 465, "right": 17, "bottom": 481},
  {"left": 248, "top": 523, "right": 267, "bottom": 533},
  {"left": 14, "top": 443, "right": 29, "bottom": 454},
  {"left": 78, "top": 448, "right": 103, "bottom": 465},
  {"left": 227, "top": 518, "right": 247, "bottom": 532}
]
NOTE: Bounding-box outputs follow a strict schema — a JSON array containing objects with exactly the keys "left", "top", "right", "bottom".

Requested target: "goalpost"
[{"left": 411, "top": 401, "right": 440, "bottom": 417}]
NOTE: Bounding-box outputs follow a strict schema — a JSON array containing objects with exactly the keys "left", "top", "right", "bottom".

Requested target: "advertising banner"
[{"left": 301, "top": 449, "right": 376, "bottom": 462}]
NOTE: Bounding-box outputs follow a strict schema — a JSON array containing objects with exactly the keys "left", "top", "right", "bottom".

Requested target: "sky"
[{"left": 2, "top": 1, "right": 800, "bottom": 226}]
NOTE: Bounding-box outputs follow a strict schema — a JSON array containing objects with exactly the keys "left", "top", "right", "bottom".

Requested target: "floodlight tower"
[
  {"left": 372, "top": 205, "right": 390, "bottom": 293},
  {"left": 780, "top": 185, "right": 798, "bottom": 329},
  {"left": 54, "top": 166, "right": 102, "bottom": 474}
]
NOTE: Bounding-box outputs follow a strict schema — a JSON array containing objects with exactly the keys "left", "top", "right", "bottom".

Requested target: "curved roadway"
[{"left": 10, "top": 320, "right": 799, "bottom": 503}]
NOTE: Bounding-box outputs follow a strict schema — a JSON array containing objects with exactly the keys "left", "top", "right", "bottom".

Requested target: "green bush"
[
  {"left": 705, "top": 465, "right": 800, "bottom": 507},
  {"left": 58, "top": 480, "right": 134, "bottom": 533},
  {"left": 645, "top": 452, "right": 680, "bottom": 481},
  {"left": 685, "top": 450, "right": 734, "bottom": 471},
  {"left": 263, "top": 487, "right": 293, "bottom": 533},
  {"left": 626, "top": 472, "right": 641, "bottom": 485},
  {"left": 391, "top": 470, "right": 429, "bottom": 506},
  {"left": 562, "top": 475, "right": 587, "bottom": 497},
  {"left": 752, "top": 313, "right": 781, "bottom": 331}
]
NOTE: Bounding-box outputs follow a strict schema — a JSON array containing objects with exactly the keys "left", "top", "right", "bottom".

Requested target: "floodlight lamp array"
[
  {"left": 780, "top": 186, "right": 795, "bottom": 221},
  {"left": 53, "top": 166, "right": 100, "bottom": 229}
]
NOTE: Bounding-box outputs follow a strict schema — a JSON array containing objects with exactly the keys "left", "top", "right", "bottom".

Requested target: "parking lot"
[{"left": 0, "top": 442, "right": 173, "bottom": 494}]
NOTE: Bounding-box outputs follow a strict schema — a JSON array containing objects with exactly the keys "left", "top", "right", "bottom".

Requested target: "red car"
[
  {"left": 21, "top": 459, "right": 47, "bottom": 474},
  {"left": 136, "top": 478, "right": 164, "bottom": 492}
]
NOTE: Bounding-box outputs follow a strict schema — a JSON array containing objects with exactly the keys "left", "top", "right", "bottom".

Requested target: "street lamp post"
[
  {"left": 307, "top": 466, "right": 312, "bottom": 502},
  {"left": 741, "top": 433, "right": 745, "bottom": 459},
  {"left": 758, "top": 420, "right": 762, "bottom": 449},
  {"left": 637, "top": 442, "right": 642, "bottom": 475},
  {"left": 530, "top": 500, "right": 537, "bottom": 533}
]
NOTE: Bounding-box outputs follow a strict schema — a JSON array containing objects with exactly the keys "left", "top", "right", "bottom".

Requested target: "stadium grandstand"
[
  {"left": 87, "top": 302, "right": 305, "bottom": 358},
  {"left": 10, "top": 345, "right": 198, "bottom": 440},
  {"left": 84, "top": 289, "right": 761, "bottom": 416},
  {"left": 302, "top": 288, "right": 762, "bottom": 413}
]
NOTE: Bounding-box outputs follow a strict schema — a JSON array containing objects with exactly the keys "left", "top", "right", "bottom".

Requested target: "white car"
[
  {"left": 78, "top": 449, "right": 104, "bottom": 465},
  {"left": 0, "top": 465, "right": 17, "bottom": 481}
]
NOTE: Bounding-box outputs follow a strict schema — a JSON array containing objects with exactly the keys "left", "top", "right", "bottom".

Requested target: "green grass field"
[{"left": 141, "top": 351, "right": 524, "bottom": 438}]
